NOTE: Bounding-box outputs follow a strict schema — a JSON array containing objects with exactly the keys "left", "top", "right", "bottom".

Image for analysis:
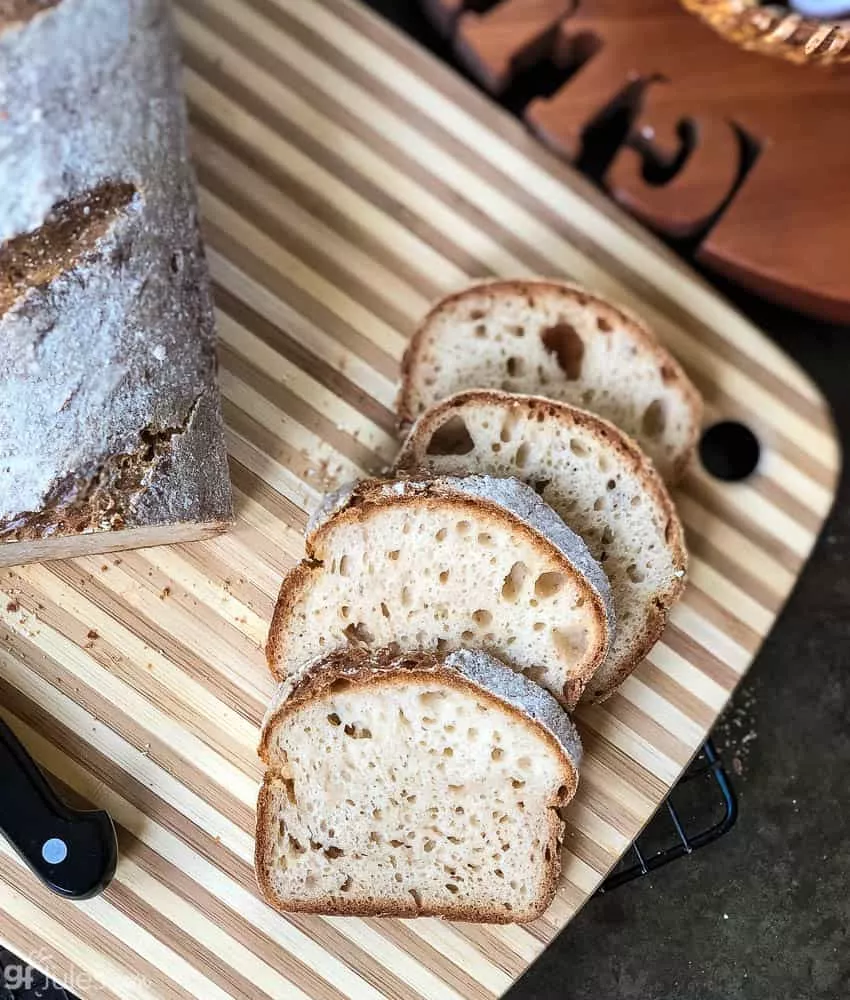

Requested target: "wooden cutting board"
[{"left": 0, "top": 1, "right": 839, "bottom": 998}]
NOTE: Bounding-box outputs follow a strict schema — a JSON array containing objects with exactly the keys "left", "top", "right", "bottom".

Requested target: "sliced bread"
[
  {"left": 255, "top": 646, "right": 581, "bottom": 922},
  {"left": 396, "top": 391, "right": 687, "bottom": 701},
  {"left": 398, "top": 279, "right": 703, "bottom": 481},
  {"left": 267, "top": 475, "right": 614, "bottom": 709}
]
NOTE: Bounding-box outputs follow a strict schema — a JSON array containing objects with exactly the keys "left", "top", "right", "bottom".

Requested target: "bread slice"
[
  {"left": 398, "top": 279, "right": 703, "bottom": 481},
  {"left": 267, "top": 475, "right": 614, "bottom": 709},
  {"left": 396, "top": 391, "right": 687, "bottom": 701},
  {"left": 255, "top": 646, "right": 581, "bottom": 923}
]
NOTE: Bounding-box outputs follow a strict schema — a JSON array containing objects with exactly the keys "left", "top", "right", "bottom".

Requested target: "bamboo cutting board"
[{"left": 0, "top": 1, "right": 840, "bottom": 998}]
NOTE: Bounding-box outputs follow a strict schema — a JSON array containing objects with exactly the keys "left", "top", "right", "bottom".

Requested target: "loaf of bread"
[
  {"left": 398, "top": 279, "right": 702, "bottom": 481},
  {"left": 267, "top": 475, "right": 615, "bottom": 709},
  {"left": 397, "top": 390, "right": 687, "bottom": 701},
  {"left": 255, "top": 646, "right": 581, "bottom": 923},
  {"left": 0, "top": 0, "right": 232, "bottom": 567}
]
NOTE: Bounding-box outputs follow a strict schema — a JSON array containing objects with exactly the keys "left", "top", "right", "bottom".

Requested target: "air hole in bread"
[
  {"left": 514, "top": 442, "right": 531, "bottom": 468},
  {"left": 327, "top": 713, "right": 341, "bottom": 727},
  {"left": 380, "top": 602, "right": 390, "bottom": 619},
  {"left": 541, "top": 322, "right": 584, "bottom": 380},
  {"left": 500, "top": 417, "right": 517, "bottom": 443},
  {"left": 477, "top": 532, "right": 493, "bottom": 546},
  {"left": 420, "top": 690, "right": 447, "bottom": 708},
  {"left": 435, "top": 527, "right": 447, "bottom": 542},
  {"left": 511, "top": 778, "right": 525, "bottom": 789},
  {"left": 593, "top": 496, "right": 605, "bottom": 511},
  {"left": 535, "top": 572, "right": 566, "bottom": 598},
  {"left": 501, "top": 560, "right": 528, "bottom": 602},
  {"left": 426, "top": 416, "right": 475, "bottom": 455},
  {"left": 324, "top": 846, "right": 344, "bottom": 860},
  {"left": 472, "top": 609, "right": 493, "bottom": 628},
  {"left": 456, "top": 520, "right": 471, "bottom": 534},
  {"left": 570, "top": 438, "right": 589, "bottom": 458},
  {"left": 343, "top": 723, "right": 372, "bottom": 739},
  {"left": 439, "top": 570, "right": 450, "bottom": 584},
  {"left": 340, "top": 605, "right": 350, "bottom": 620},
  {"left": 491, "top": 747, "right": 504, "bottom": 761},
  {"left": 597, "top": 316, "right": 613, "bottom": 333},
  {"left": 491, "top": 442, "right": 501, "bottom": 453},
  {"left": 642, "top": 399, "right": 667, "bottom": 439},
  {"left": 343, "top": 622, "right": 374, "bottom": 644},
  {"left": 283, "top": 779, "right": 297, "bottom": 805},
  {"left": 445, "top": 884, "right": 459, "bottom": 894},
  {"left": 601, "top": 526, "right": 614, "bottom": 546},
  {"left": 626, "top": 563, "right": 646, "bottom": 583},
  {"left": 401, "top": 586, "right": 412, "bottom": 607},
  {"left": 474, "top": 323, "right": 486, "bottom": 338},
  {"left": 506, "top": 356, "right": 525, "bottom": 377},
  {"left": 461, "top": 629, "right": 474, "bottom": 641},
  {"left": 533, "top": 622, "right": 545, "bottom": 632},
  {"left": 338, "top": 555, "right": 350, "bottom": 577},
  {"left": 552, "top": 627, "right": 587, "bottom": 661},
  {"left": 532, "top": 478, "right": 551, "bottom": 496},
  {"left": 387, "top": 550, "right": 400, "bottom": 562},
  {"left": 339, "top": 876, "right": 353, "bottom": 892}
]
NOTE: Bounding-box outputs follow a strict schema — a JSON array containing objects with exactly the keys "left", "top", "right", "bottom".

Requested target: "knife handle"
[{"left": 0, "top": 719, "right": 117, "bottom": 899}]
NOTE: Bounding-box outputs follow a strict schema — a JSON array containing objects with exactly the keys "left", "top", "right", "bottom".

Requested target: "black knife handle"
[{"left": 0, "top": 719, "right": 117, "bottom": 899}]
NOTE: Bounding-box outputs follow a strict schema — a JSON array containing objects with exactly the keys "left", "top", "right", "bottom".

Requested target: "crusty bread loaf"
[
  {"left": 268, "top": 475, "right": 614, "bottom": 709},
  {"left": 0, "top": 0, "right": 232, "bottom": 567},
  {"left": 396, "top": 391, "right": 687, "bottom": 701},
  {"left": 398, "top": 279, "right": 702, "bottom": 481},
  {"left": 256, "top": 647, "right": 581, "bottom": 923}
]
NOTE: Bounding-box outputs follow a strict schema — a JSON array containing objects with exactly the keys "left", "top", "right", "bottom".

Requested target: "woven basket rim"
[{"left": 681, "top": 0, "right": 850, "bottom": 64}]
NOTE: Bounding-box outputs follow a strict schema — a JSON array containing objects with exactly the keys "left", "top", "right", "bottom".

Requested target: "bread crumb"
[
  {"left": 100, "top": 564, "right": 109, "bottom": 572},
  {"left": 87, "top": 628, "right": 99, "bottom": 640},
  {"left": 159, "top": 586, "right": 171, "bottom": 600},
  {"left": 5, "top": 600, "right": 19, "bottom": 613}
]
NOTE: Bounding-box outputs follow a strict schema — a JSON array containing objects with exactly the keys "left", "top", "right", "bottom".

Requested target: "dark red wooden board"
[{"left": 421, "top": 0, "right": 850, "bottom": 323}]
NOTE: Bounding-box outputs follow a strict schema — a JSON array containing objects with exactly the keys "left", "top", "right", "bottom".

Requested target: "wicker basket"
[{"left": 681, "top": 1, "right": 850, "bottom": 65}]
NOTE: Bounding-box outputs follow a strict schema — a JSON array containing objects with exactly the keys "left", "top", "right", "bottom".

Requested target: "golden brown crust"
[
  {"left": 260, "top": 646, "right": 578, "bottom": 800},
  {"left": 396, "top": 390, "right": 688, "bottom": 702},
  {"left": 680, "top": 0, "right": 850, "bottom": 65},
  {"left": 254, "top": 649, "right": 572, "bottom": 922},
  {"left": 0, "top": 0, "right": 60, "bottom": 28},
  {"left": 265, "top": 480, "right": 611, "bottom": 705},
  {"left": 397, "top": 279, "right": 703, "bottom": 483}
]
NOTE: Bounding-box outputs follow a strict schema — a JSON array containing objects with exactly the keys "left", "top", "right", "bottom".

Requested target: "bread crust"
[
  {"left": 397, "top": 278, "right": 703, "bottom": 482},
  {"left": 680, "top": 0, "right": 850, "bottom": 65},
  {"left": 0, "top": 0, "right": 233, "bottom": 563},
  {"left": 255, "top": 648, "right": 577, "bottom": 923},
  {"left": 396, "top": 390, "right": 688, "bottom": 702},
  {"left": 266, "top": 477, "right": 613, "bottom": 708}
]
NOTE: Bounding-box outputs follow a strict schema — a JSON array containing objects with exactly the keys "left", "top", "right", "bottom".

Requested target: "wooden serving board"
[
  {"left": 422, "top": 0, "right": 850, "bottom": 324},
  {"left": 0, "top": 1, "right": 840, "bottom": 998}
]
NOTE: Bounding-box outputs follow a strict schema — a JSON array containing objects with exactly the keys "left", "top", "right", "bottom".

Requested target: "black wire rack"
[{"left": 598, "top": 739, "right": 738, "bottom": 893}]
